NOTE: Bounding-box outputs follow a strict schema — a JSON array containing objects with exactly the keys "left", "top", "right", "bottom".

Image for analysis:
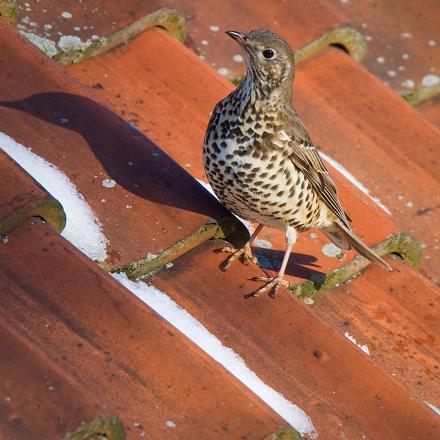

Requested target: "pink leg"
[{"left": 248, "top": 225, "right": 297, "bottom": 298}]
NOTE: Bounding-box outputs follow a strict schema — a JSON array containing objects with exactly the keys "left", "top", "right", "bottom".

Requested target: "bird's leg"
[
  {"left": 248, "top": 226, "right": 297, "bottom": 298},
  {"left": 218, "top": 224, "right": 264, "bottom": 271}
]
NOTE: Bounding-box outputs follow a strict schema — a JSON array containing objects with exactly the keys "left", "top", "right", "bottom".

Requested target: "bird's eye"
[{"left": 262, "top": 49, "right": 275, "bottom": 59}]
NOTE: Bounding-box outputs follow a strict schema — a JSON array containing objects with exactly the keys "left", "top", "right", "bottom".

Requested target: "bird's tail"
[{"left": 322, "top": 221, "right": 392, "bottom": 271}]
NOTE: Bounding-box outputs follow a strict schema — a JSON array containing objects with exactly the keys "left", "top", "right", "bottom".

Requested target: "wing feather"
[{"left": 288, "top": 139, "right": 350, "bottom": 226}]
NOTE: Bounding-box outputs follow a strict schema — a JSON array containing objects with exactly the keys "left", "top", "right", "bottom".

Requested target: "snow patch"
[
  {"left": 58, "top": 35, "right": 91, "bottom": 52},
  {"left": 61, "top": 11, "right": 72, "bottom": 19},
  {"left": 0, "top": 131, "right": 108, "bottom": 261},
  {"left": 20, "top": 31, "right": 58, "bottom": 57},
  {"left": 217, "top": 67, "right": 229, "bottom": 76},
  {"left": 319, "top": 151, "right": 392, "bottom": 215},
  {"left": 321, "top": 243, "right": 342, "bottom": 258},
  {"left": 421, "top": 74, "right": 440, "bottom": 87},
  {"left": 424, "top": 401, "right": 440, "bottom": 416},
  {"left": 112, "top": 273, "right": 317, "bottom": 437},
  {"left": 344, "top": 332, "right": 370, "bottom": 355},
  {"left": 102, "top": 178, "right": 116, "bottom": 188}
]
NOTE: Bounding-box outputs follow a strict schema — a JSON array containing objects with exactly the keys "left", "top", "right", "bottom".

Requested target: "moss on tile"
[
  {"left": 290, "top": 232, "right": 422, "bottom": 299},
  {"left": 63, "top": 415, "right": 125, "bottom": 440},
  {"left": 0, "top": 196, "right": 66, "bottom": 235},
  {"left": 263, "top": 428, "right": 304, "bottom": 440},
  {"left": 0, "top": 0, "right": 18, "bottom": 24},
  {"left": 295, "top": 25, "right": 367, "bottom": 63},
  {"left": 401, "top": 82, "right": 440, "bottom": 106},
  {"left": 112, "top": 222, "right": 219, "bottom": 279},
  {"left": 54, "top": 6, "right": 186, "bottom": 66}
]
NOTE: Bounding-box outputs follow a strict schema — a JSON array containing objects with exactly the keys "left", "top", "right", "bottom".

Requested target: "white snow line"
[
  {"left": 424, "top": 401, "right": 440, "bottom": 417},
  {"left": 344, "top": 331, "right": 370, "bottom": 355},
  {"left": 112, "top": 272, "right": 317, "bottom": 438},
  {"left": 0, "top": 131, "right": 108, "bottom": 261},
  {"left": 319, "top": 151, "right": 392, "bottom": 216}
]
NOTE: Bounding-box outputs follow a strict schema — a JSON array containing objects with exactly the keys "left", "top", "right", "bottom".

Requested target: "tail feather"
[{"left": 323, "top": 222, "right": 392, "bottom": 271}]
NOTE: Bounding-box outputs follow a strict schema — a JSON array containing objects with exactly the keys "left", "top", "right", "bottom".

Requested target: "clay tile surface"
[
  {"left": 0, "top": 20, "right": 238, "bottom": 268},
  {"left": 0, "top": 219, "right": 285, "bottom": 439},
  {"left": 0, "top": 150, "right": 64, "bottom": 233},
  {"left": 68, "top": 28, "right": 398, "bottom": 283},
  {"left": 332, "top": 0, "right": 440, "bottom": 94},
  {"left": 1, "top": 1, "right": 440, "bottom": 438},
  {"left": 151, "top": 238, "right": 440, "bottom": 439},
  {"left": 0, "top": 319, "right": 102, "bottom": 439},
  {"left": 294, "top": 48, "right": 440, "bottom": 280},
  {"left": 14, "top": 0, "right": 347, "bottom": 80},
  {"left": 419, "top": 96, "right": 440, "bottom": 129}
]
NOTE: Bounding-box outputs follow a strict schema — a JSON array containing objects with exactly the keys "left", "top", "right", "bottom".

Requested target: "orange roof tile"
[
  {"left": 0, "top": 20, "right": 242, "bottom": 268},
  {"left": 152, "top": 238, "right": 440, "bottom": 439},
  {"left": 332, "top": 0, "right": 440, "bottom": 94},
  {"left": 0, "top": 219, "right": 286, "bottom": 438},
  {"left": 1, "top": 2, "right": 440, "bottom": 438},
  {"left": 68, "top": 28, "right": 399, "bottom": 284}
]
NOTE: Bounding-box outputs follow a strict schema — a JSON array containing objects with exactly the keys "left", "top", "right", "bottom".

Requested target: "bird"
[{"left": 203, "top": 29, "right": 392, "bottom": 298}]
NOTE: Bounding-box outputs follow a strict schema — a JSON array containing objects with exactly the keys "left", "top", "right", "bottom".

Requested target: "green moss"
[
  {"left": 112, "top": 222, "right": 220, "bottom": 279},
  {"left": 63, "top": 416, "right": 125, "bottom": 440},
  {"left": 289, "top": 233, "right": 422, "bottom": 299},
  {"left": 263, "top": 428, "right": 304, "bottom": 440},
  {"left": 401, "top": 82, "right": 440, "bottom": 106},
  {"left": 54, "top": 7, "right": 186, "bottom": 66},
  {"left": 295, "top": 26, "right": 367, "bottom": 63},
  {"left": 0, "top": 0, "right": 18, "bottom": 24},
  {"left": 0, "top": 196, "right": 66, "bottom": 235}
]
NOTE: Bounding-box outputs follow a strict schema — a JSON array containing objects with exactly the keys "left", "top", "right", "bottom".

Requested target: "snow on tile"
[
  {"left": 344, "top": 332, "right": 370, "bottom": 355},
  {"left": 424, "top": 401, "right": 440, "bottom": 417},
  {"left": 421, "top": 74, "right": 440, "bottom": 87},
  {"left": 321, "top": 243, "right": 342, "bottom": 258},
  {"left": 112, "top": 273, "right": 317, "bottom": 437},
  {"left": 319, "top": 151, "right": 392, "bottom": 215},
  {"left": 0, "top": 131, "right": 108, "bottom": 261}
]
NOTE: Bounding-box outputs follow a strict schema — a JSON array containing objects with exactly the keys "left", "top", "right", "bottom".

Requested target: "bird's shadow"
[
  {"left": 1, "top": 92, "right": 322, "bottom": 281},
  {"left": 253, "top": 248, "right": 323, "bottom": 279},
  {"left": 0, "top": 92, "right": 228, "bottom": 221}
]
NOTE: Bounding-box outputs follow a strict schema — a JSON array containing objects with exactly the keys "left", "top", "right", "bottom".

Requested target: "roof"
[{"left": 1, "top": 1, "right": 439, "bottom": 439}]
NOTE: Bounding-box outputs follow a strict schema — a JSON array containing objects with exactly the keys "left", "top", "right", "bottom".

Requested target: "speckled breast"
[{"left": 203, "top": 102, "right": 325, "bottom": 232}]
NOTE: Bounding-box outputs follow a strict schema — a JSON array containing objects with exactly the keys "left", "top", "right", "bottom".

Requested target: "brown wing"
[{"left": 288, "top": 138, "right": 351, "bottom": 227}]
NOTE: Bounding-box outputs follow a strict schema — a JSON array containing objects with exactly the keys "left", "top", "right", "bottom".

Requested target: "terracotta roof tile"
[
  {"left": 68, "top": 28, "right": 399, "bottom": 284},
  {"left": 332, "top": 0, "right": 440, "bottom": 94},
  {"left": 0, "top": 219, "right": 286, "bottom": 438},
  {"left": 0, "top": 150, "right": 64, "bottom": 234},
  {"left": 419, "top": 97, "right": 440, "bottom": 129},
  {"left": 294, "top": 48, "right": 440, "bottom": 280},
  {"left": 0, "top": 21, "right": 243, "bottom": 268},
  {"left": 151, "top": 238, "right": 440, "bottom": 439},
  {"left": 1, "top": 3, "right": 440, "bottom": 438},
  {"left": 0, "top": 319, "right": 101, "bottom": 439}
]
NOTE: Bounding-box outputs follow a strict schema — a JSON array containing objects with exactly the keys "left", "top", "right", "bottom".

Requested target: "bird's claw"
[
  {"left": 247, "top": 276, "right": 290, "bottom": 298},
  {"left": 216, "top": 243, "right": 257, "bottom": 272}
]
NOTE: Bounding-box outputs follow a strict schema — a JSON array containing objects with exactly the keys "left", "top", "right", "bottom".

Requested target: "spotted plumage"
[{"left": 203, "top": 29, "right": 391, "bottom": 297}]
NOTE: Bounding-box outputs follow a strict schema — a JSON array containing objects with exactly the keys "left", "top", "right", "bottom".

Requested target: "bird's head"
[{"left": 226, "top": 29, "right": 295, "bottom": 92}]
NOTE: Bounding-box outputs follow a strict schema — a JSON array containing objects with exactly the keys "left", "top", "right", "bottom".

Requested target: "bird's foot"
[
  {"left": 247, "top": 276, "right": 290, "bottom": 298},
  {"left": 216, "top": 242, "right": 258, "bottom": 272}
]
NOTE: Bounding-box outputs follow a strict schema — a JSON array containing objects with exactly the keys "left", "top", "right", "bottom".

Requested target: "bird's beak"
[{"left": 226, "top": 30, "right": 247, "bottom": 46}]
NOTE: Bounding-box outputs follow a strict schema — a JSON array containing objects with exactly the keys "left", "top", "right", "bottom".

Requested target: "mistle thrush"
[{"left": 203, "top": 29, "right": 391, "bottom": 297}]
